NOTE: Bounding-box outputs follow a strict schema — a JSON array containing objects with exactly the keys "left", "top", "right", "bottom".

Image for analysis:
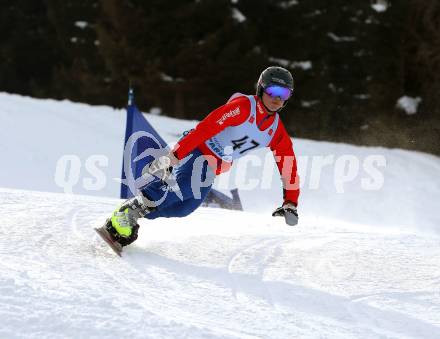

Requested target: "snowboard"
[{"left": 95, "top": 223, "right": 123, "bottom": 257}]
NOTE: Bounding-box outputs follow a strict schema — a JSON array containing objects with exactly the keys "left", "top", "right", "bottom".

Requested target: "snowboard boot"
[{"left": 106, "top": 195, "right": 154, "bottom": 247}]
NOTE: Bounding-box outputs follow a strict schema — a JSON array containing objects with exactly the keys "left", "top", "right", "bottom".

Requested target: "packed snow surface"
[
  {"left": 1, "top": 92, "right": 440, "bottom": 338},
  {"left": 2, "top": 188, "right": 440, "bottom": 338}
]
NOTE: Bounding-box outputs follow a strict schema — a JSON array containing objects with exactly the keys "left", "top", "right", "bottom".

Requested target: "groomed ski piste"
[{"left": 1, "top": 92, "right": 440, "bottom": 338}]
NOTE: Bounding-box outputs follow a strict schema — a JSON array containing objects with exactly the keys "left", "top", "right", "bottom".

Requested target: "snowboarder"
[{"left": 101, "top": 66, "right": 300, "bottom": 249}]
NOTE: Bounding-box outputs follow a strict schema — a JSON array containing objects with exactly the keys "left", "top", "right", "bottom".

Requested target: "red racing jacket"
[{"left": 172, "top": 94, "right": 300, "bottom": 206}]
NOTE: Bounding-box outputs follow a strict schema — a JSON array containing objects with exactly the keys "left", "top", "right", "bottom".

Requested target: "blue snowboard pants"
[{"left": 141, "top": 148, "right": 216, "bottom": 219}]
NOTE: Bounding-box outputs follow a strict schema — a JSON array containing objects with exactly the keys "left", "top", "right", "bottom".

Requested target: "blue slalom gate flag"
[
  {"left": 120, "top": 89, "right": 167, "bottom": 198},
  {"left": 120, "top": 88, "right": 242, "bottom": 210}
]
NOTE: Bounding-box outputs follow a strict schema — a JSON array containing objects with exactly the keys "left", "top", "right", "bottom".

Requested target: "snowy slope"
[
  {"left": 1, "top": 92, "right": 440, "bottom": 338},
  {"left": 1, "top": 92, "right": 439, "bottom": 235},
  {"left": 2, "top": 188, "right": 440, "bottom": 338}
]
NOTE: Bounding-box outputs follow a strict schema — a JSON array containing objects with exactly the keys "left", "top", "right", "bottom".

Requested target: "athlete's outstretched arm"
[{"left": 269, "top": 123, "right": 300, "bottom": 206}]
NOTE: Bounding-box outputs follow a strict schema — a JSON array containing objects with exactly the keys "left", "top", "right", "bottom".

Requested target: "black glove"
[{"left": 272, "top": 202, "right": 298, "bottom": 226}]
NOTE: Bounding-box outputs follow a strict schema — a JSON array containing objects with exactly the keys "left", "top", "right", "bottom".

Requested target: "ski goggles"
[{"left": 264, "top": 85, "right": 292, "bottom": 101}]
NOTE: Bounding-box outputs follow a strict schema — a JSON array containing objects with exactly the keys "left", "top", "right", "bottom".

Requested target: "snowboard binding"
[
  {"left": 105, "top": 218, "right": 140, "bottom": 247},
  {"left": 94, "top": 219, "right": 139, "bottom": 257}
]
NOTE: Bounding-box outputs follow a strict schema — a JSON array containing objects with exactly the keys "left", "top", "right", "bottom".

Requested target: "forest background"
[{"left": 1, "top": 0, "right": 439, "bottom": 155}]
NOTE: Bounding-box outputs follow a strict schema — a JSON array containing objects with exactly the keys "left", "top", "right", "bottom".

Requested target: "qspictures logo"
[{"left": 216, "top": 107, "right": 240, "bottom": 125}]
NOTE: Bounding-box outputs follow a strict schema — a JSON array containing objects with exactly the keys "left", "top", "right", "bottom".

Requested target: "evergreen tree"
[
  {"left": 0, "top": 0, "right": 59, "bottom": 96},
  {"left": 0, "top": 0, "right": 438, "bottom": 154}
]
